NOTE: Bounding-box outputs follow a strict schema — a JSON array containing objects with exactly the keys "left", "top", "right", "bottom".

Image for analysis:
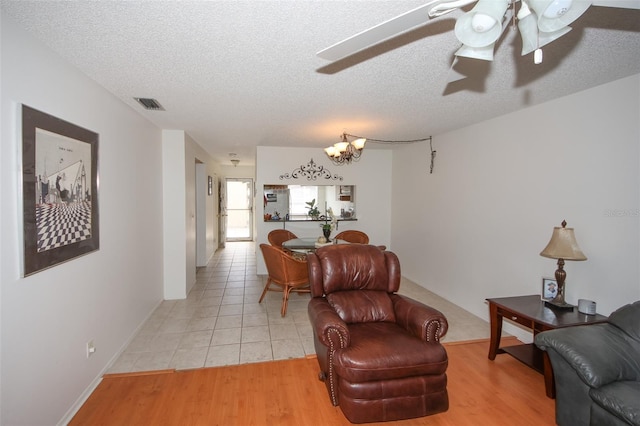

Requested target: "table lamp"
[{"left": 540, "top": 220, "right": 587, "bottom": 310}]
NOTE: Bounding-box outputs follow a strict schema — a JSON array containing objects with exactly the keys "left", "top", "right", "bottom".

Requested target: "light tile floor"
[{"left": 108, "top": 241, "right": 490, "bottom": 374}]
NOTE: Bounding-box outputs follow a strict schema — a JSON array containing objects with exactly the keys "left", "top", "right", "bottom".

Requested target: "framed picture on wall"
[
  {"left": 21, "top": 104, "right": 100, "bottom": 276},
  {"left": 542, "top": 277, "right": 558, "bottom": 301}
]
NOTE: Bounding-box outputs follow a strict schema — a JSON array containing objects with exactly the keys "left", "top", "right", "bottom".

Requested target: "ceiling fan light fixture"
[
  {"left": 529, "top": 0, "right": 591, "bottom": 32},
  {"left": 454, "top": 0, "right": 509, "bottom": 47}
]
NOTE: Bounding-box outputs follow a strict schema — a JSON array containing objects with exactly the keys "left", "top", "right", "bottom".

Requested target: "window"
[{"left": 289, "top": 185, "right": 318, "bottom": 216}]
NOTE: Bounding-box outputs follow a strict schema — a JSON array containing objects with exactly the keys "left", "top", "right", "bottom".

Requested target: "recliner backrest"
[
  {"left": 608, "top": 300, "right": 640, "bottom": 342},
  {"left": 309, "top": 244, "right": 400, "bottom": 295},
  {"left": 307, "top": 244, "right": 401, "bottom": 323}
]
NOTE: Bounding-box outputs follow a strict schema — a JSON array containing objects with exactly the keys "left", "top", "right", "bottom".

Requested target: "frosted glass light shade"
[
  {"left": 352, "top": 138, "right": 366, "bottom": 149},
  {"left": 518, "top": 10, "right": 573, "bottom": 55},
  {"left": 455, "top": 0, "right": 509, "bottom": 47},
  {"left": 529, "top": 0, "right": 592, "bottom": 32},
  {"left": 334, "top": 142, "right": 349, "bottom": 152},
  {"left": 455, "top": 43, "right": 495, "bottom": 61}
]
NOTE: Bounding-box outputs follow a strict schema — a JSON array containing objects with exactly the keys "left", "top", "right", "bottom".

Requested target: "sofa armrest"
[
  {"left": 390, "top": 294, "right": 448, "bottom": 342},
  {"left": 535, "top": 324, "right": 640, "bottom": 389},
  {"left": 308, "top": 298, "right": 350, "bottom": 349}
]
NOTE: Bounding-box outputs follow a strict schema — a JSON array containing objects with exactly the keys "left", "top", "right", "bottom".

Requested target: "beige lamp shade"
[{"left": 540, "top": 221, "right": 587, "bottom": 261}]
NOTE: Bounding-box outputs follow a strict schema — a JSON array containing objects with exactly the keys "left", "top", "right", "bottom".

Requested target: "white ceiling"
[{"left": 2, "top": 1, "right": 639, "bottom": 166}]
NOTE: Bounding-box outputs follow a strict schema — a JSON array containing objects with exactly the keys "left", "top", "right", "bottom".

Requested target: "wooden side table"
[{"left": 486, "top": 295, "right": 608, "bottom": 398}]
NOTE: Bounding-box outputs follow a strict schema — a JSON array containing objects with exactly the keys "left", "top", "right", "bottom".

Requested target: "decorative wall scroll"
[
  {"left": 279, "top": 158, "right": 343, "bottom": 181},
  {"left": 22, "top": 105, "right": 100, "bottom": 276}
]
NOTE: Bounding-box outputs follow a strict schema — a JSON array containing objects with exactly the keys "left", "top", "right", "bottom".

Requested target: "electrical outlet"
[{"left": 86, "top": 340, "right": 96, "bottom": 358}]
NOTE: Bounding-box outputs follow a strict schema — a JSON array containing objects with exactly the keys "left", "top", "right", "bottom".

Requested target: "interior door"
[
  {"left": 225, "top": 178, "right": 253, "bottom": 241},
  {"left": 218, "top": 178, "right": 227, "bottom": 248}
]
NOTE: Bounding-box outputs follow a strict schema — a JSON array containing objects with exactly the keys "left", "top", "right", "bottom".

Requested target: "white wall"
[
  {"left": 1, "top": 16, "right": 164, "bottom": 425},
  {"left": 255, "top": 146, "right": 393, "bottom": 275},
  {"left": 163, "top": 130, "right": 219, "bottom": 299},
  {"left": 391, "top": 74, "right": 640, "bottom": 341},
  {"left": 185, "top": 133, "right": 219, "bottom": 291},
  {"left": 162, "top": 130, "right": 188, "bottom": 299}
]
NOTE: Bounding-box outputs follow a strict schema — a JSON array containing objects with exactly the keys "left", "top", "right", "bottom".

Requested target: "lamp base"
[{"left": 544, "top": 300, "right": 574, "bottom": 311}]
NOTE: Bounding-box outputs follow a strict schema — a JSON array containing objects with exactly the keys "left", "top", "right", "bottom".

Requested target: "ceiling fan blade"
[
  {"left": 317, "top": 0, "right": 445, "bottom": 61},
  {"left": 591, "top": 0, "right": 640, "bottom": 9}
]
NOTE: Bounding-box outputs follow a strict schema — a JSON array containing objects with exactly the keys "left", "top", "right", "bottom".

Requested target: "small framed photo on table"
[{"left": 542, "top": 277, "right": 558, "bottom": 301}]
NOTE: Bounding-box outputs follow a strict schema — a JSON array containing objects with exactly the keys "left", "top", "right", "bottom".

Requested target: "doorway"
[{"left": 225, "top": 178, "right": 253, "bottom": 241}]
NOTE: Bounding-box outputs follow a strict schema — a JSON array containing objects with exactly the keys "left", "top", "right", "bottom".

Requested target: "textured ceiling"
[{"left": 2, "top": 1, "right": 640, "bottom": 166}]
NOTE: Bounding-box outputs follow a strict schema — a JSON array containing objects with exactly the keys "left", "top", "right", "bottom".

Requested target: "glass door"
[{"left": 225, "top": 178, "right": 253, "bottom": 241}]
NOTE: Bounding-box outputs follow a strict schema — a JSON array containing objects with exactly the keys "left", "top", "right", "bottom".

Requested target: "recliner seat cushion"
[
  {"left": 333, "top": 322, "right": 448, "bottom": 383},
  {"left": 326, "top": 290, "right": 396, "bottom": 323},
  {"left": 589, "top": 381, "right": 640, "bottom": 426}
]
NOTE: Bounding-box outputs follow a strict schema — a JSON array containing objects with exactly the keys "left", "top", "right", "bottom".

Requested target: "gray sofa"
[{"left": 535, "top": 300, "right": 640, "bottom": 426}]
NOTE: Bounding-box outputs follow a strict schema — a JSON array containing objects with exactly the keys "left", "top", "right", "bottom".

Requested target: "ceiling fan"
[{"left": 317, "top": 0, "right": 640, "bottom": 64}]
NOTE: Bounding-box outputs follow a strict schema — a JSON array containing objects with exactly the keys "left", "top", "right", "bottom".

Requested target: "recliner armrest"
[
  {"left": 390, "top": 294, "right": 448, "bottom": 342},
  {"left": 535, "top": 324, "right": 640, "bottom": 389},
  {"left": 308, "top": 298, "right": 350, "bottom": 349}
]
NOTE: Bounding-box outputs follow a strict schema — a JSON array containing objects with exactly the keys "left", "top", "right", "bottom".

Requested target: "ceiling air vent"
[{"left": 134, "top": 97, "right": 165, "bottom": 111}]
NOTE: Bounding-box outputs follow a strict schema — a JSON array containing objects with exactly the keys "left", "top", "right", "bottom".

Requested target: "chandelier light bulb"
[
  {"left": 471, "top": 13, "right": 496, "bottom": 32},
  {"left": 454, "top": 0, "right": 509, "bottom": 48},
  {"left": 334, "top": 141, "right": 349, "bottom": 153},
  {"left": 543, "top": 0, "right": 573, "bottom": 17}
]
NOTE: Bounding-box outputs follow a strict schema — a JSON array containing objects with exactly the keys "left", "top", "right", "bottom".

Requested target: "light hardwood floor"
[{"left": 70, "top": 337, "right": 556, "bottom": 425}]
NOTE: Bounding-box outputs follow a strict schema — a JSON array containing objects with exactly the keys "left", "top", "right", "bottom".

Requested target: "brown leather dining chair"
[
  {"left": 307, "top": 244, "right": 449, "bottom": 423},
  {"left": 333, "top": 230, "right": 369, "bottom": 244},
  {"left": 259, "top": 243, "right": 310, "bottom": 316},
  {"left": 267, "top": 229, "right": 298, "bottom": 249}
]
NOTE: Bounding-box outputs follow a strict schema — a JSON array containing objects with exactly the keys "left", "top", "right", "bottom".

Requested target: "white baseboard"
[{"left": 57, "top": 298, "right": 164, "bottom": 425}]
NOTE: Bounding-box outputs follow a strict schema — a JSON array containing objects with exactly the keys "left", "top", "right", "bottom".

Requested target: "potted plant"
[{"left": 306, "top": 199, "right": 321, "bottom": 220}]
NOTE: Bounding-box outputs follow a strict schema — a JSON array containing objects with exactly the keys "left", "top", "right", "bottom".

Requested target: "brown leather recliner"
[{"left": 307, "top": 244, "right": 449, "bottom": 424}]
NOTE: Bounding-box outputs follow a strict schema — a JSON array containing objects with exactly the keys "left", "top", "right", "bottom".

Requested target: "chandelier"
[{"left": 324, "top": 133, "right": 367, "bottom": 165}]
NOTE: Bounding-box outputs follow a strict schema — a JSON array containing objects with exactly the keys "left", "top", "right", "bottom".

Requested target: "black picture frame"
[{"left": 22, "top": 105, "right": 100, "bottom": 276}]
